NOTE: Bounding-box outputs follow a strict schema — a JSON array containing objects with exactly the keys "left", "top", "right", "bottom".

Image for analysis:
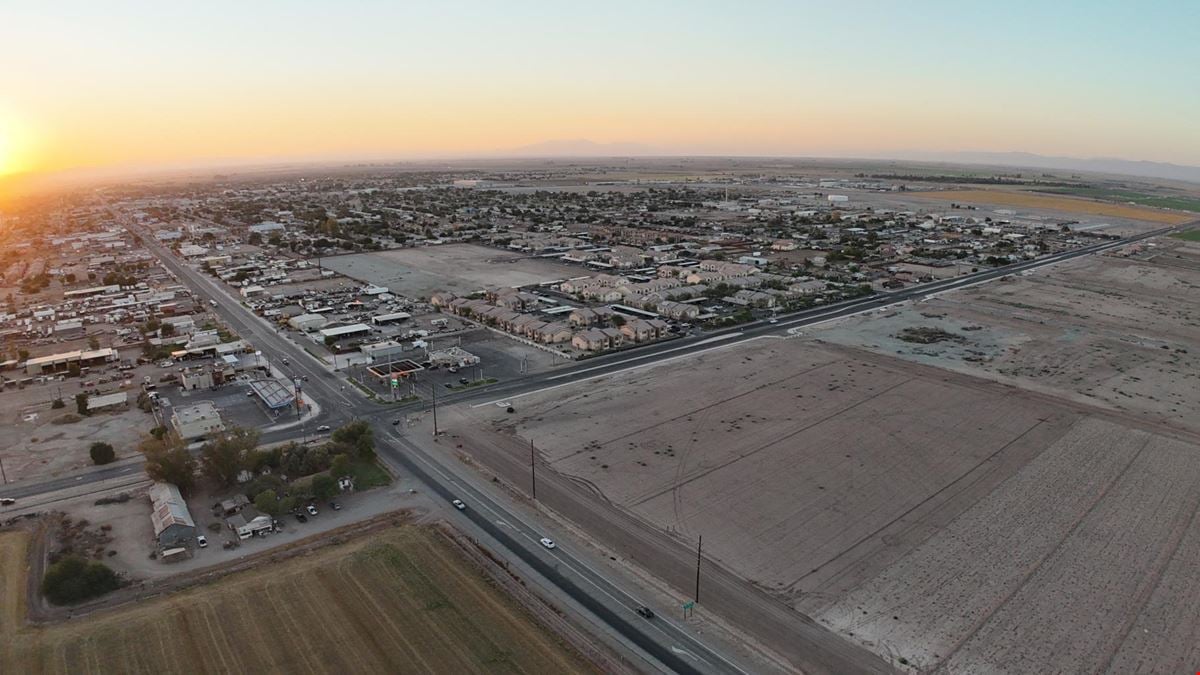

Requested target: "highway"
[{"left": 2, "top": 222, "right": 1184, "bottom": 673}]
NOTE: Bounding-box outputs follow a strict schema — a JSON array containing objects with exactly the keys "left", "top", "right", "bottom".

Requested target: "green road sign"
[{"left": 683, "top": 601, "right": 695, "bottom": 610}]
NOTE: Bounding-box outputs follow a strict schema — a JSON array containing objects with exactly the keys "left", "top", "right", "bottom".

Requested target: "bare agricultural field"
[
  {"left": 459, "top": 335, "right": 1200, "bottom": 672},
  {"left": 910, "top": 188, "right": 1193, "bottom": 225},
  {"left": 464, "top": 339, "right": 1080, "bottom": 603},
  {"left": 321, "top": 244, "right": 581, "bottom": 298},
  {"left": 0, "top": 525, "right": 595, "bottom": 675},
  {"left": 817, "top": 246, "right": 1200, "bottom": 435},
  {"left": 820, "top": 417, "right": 1200, "bottom": 673}
]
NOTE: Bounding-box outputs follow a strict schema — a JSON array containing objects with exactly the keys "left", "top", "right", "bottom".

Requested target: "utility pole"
[
  {"left": 431, "top": 382, "right": 439, "bottom": 436},
  {"left": 0, "top": 455, "right": 8, "bottom": 484},
  {"left": 695, "top": 535, "right": 703, "bottom": 604},
  {"left": 530, "top": 438, "right": 537, "bottom": 500}
]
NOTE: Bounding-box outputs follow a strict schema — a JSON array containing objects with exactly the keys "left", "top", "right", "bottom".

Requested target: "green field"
[
  {"left": 1170, "top": 230, "right": 1200, "bottom": 242},
  {"left": 1040, "top": 187, "right": 1200, "bottom": 213}
]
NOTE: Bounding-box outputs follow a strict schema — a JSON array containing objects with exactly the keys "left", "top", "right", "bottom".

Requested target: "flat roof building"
[
  {"left": 319, "top": 323, "right": 371, "bottom": 341},
  {"left": 171, "top": 401, "right": 225, "bottom": 441},
  {"left": 25, "top": 348, "right": 118, "bottom": 375}
]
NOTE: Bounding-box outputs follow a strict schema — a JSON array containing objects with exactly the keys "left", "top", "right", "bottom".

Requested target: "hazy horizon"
[{"left": 2, "top": 1, "right": 1198, "bottom": 181}]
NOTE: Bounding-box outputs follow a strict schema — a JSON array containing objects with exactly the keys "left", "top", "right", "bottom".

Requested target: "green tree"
[
  {"left": 41, "top": 556, "right": 122, "bottom": 605},
  {"left": 329, "top": 453, "right": 352, "bottom": 478},
  {"left": 200, "top": 427, "right": 260, "bottom": 488},
  {"left": 89, "top": 442, "right": 116, "bottom": 465},
  {"left": 254, "top": 489, "right": 281, "bottom": 516},
  {"left": 75, "top": 393, "right": 89, "bottom": 415},
  {"left": 312, "top": 474, "right": 338, "bottom": 500},
  {"left": 87, "top": 336, "right": 100, "bottom": 350},
  {"left": 332, "top": 421, "right": 374, "bottom": 461},
  {"left": 279, "top": 495, "right": 298, "bottom": 514},
  {"left": 141, "top": 435, "right": 197, "bottom": 494},
  {"left": 68, "top": 362, "right": 82, "bottom": 378},
  {"left": 609, "top": 314, "right": 626, "bottom": 327},
  {"left": 160, "top": 322, "right": 175, "bottom": 337},
  {"left": 51, "top": 398, "right": 65, "bottom": 409}
]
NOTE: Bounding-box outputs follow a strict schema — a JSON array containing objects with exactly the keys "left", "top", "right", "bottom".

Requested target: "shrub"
[
  {"left": 51, "top": 398, "right": 65, "bottom": 409},
  {"left": 89, "top": 442, "right": 116, "bottom": 465},
  {"left": 312, "top": 474, "right": 337, "bottom": 501},
  {"left": 41, "top": 556, "right": 121, "bottom": 605}
]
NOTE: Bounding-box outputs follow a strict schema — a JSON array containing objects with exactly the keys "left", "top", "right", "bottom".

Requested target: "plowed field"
[{"left": 0, "top": 527, "right": 594, "bottom": 675}]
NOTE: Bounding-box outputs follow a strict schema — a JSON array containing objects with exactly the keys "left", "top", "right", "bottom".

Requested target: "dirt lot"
[
  {"left": 2, "top": 405, "right": 150, "bottom": 482},
  {"left": 910, "top": 188, "right": 1194, "bottom": 225},
  {"left": 454, "top": 332, "right": 1200, "bottom": 672},
  {"left": 321, "top": 244, "right": 581, "bottom": 298},
  {"left": 816, "top": 240, "right": 1200, "bottom": 436},
  {"left": 0, "top": 525, "right": 596, "bottom": 674}
]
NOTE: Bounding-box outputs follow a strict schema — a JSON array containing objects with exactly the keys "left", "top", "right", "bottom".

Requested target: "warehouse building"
[
  {"left": 149, "top": 482, "right": 196, "bottom": 548},
  {"left": 24, "top": 348, "right": 119, "bottom": 375},
  {"left": 319, "top": 323, "right": 371, "bottom": 342}
]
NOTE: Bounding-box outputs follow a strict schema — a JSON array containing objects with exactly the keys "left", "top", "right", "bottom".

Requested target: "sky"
[{"left": 1, "top": 0, "right": 1198, "bottom": 177}]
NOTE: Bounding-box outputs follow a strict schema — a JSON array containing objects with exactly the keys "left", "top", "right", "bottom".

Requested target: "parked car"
[
  {"left": 329, "top": 501, "right": 341, "bottom": 511},
  {"left": 0, "top": 498, "right": 15, "bottom": 506},
  {"left": 316, "top": 425, "right": 331, "bottom": 432},
  {"left": 635, "top": 605, "right": 655, "bottom": 619},
  {"left": 295, "top": 512, "right": 308, "bottom": 523},
  {"left": 306, "top": 504, "right": 318, "bottom": 516},
  {"left": 392, "top": 419, "right": 401, "bottom": 426},
  {"left": 196, "top": 535, "right": 208, "bottom": 548},
  {"left": 539, "top": 537, "right": 556, "bottom": 550},
  {"left": 451, "top": 499, "right": 466, "bottom": 510}
]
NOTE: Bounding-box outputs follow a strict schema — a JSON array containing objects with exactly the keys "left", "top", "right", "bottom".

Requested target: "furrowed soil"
[
  {"left": 0, "top": 526, "right": 595, "bottom": 675},
  {"left": 455, "top": 333, "right": 1200, "bottom": 673}
]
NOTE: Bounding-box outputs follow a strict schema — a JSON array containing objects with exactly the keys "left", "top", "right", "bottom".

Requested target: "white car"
[
  {"left": 316, "top": 425, "right": 331, "bottom": 432},
  {"left": 196, "top": 535, "right": 208, "bottom": 548},
  {"left": 539, "top": 537, "right": 556, "bottom": 550},
  {"left": 451, "top": 499, "right": 466, "bottom": 510},
  {"left": 306, "top": 504, "right": 318, "bottom": 516}
]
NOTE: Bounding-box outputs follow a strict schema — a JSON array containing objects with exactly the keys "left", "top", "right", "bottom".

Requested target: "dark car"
[
  {"left": 295, "top": 512, "right": 308, "bottom": 523},
  {"left": 636, "top": 606, "right": 655, "bottom": 619},
  {"left": 392, "top": 419, "right": 401, "bottom": 426},
  {"left": 329, "top": 501, "right": 341, "bottom": 511}
]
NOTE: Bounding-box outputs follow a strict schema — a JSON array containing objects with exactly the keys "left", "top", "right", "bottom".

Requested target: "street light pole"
[
  {"left": 695, "top": 535, "right": 703, "bottom": 604},
  {"left": 530, "top": 438, "right": 537, "bottom": 500}
]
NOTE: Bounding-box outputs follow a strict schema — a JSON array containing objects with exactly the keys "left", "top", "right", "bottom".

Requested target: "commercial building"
[
  {"left": 86, "top": 391, "right": 129, "bottom": 412},
  {"left": 149, "top": 482, "right": 196, "bottom": 548},
  {"left": 171, "top": 401, "right": 226, "bottom": 440},
  {"left": 247, "top": 379, "right": 296, "bottom": 410},
  {"left": 288, "top": 313, "right": 328, "bottom": 332},
  {"left": 427, "top": 346, "right": 480, "bottom": 368},
  {"left": 319, "top": 323, "right": 371, "bottom": 342},
  {"left": 371, "top": 312, "right": 411, "bottom": 326},
  {"left": 24, "top": 348, "right": 119, "bottom": 375}
]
